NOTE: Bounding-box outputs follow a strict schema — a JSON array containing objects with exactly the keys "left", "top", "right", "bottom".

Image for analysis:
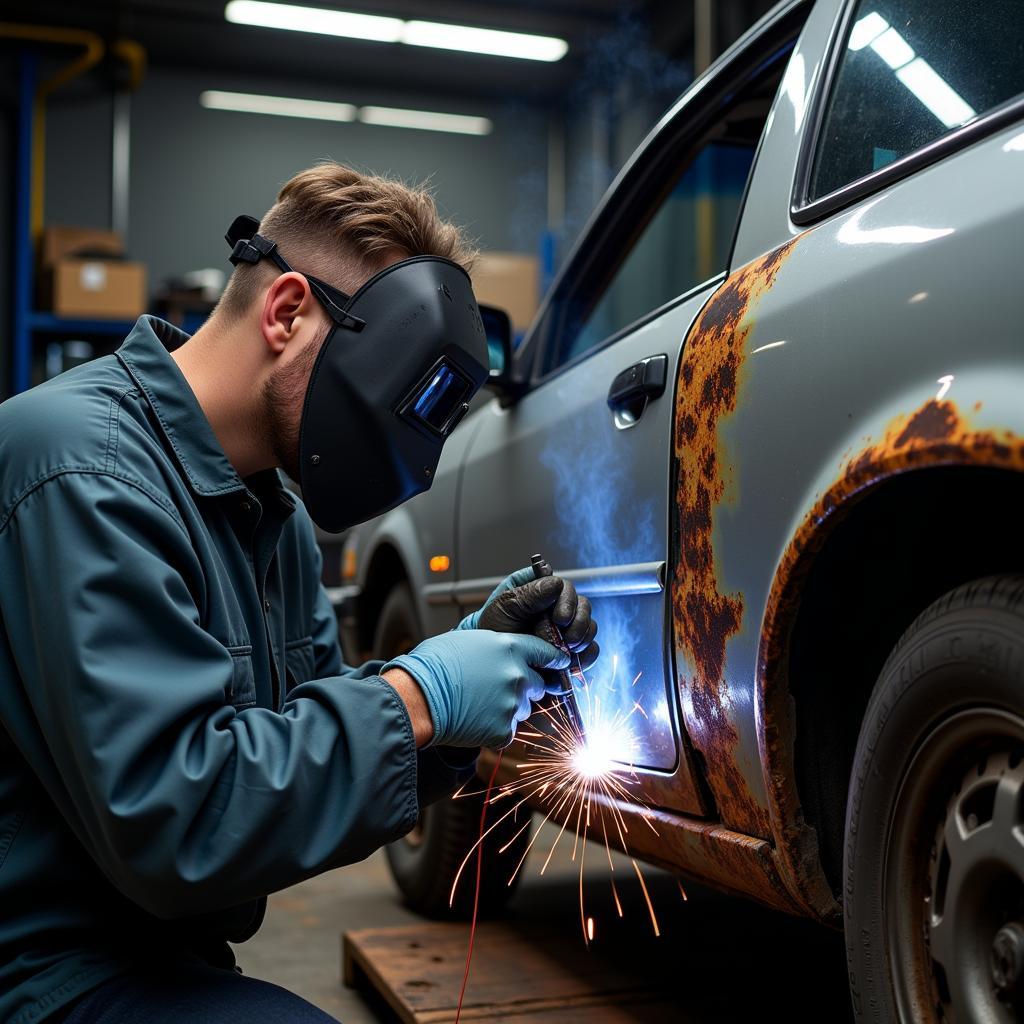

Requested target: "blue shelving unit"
[
  {"left": 10, "top": 54, "right": 204, "bottom": 396},
  {"left": 27, "top": 313, "right": 140, "bottom": 336},
  {"left": 11, "top": 54, "right": 36, "bottom": 396}
]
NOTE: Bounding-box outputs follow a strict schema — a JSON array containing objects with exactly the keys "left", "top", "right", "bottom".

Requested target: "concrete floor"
[{"left": 234, "top": 821, "right": 855, "bottom": 1022}]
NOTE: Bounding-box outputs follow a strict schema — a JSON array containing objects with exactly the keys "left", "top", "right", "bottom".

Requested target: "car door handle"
[{"left": 607, "top": 354, "right": 667, "bottom": 428}]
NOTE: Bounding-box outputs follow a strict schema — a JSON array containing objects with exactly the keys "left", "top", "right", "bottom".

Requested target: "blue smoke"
[
  {"left": 554, "top": 12, "right": 692, "bottom": 266},
  {"left": 540, "top": 414, "right": 675, "bottom": 768}
]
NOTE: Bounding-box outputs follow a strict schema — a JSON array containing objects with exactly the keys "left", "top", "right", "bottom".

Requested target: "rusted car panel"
[
  {"left": 724, "top": 100, "right": 1024, "bottom": 915},
  {"left": 671, "top": 239, "right": 799, "bottom": 839},
  {"left": 483, "top": 748, "right": 801, "bottom": 914},
  {"left": 756, "top": 398, "right": 1024, "bottom": 918}
]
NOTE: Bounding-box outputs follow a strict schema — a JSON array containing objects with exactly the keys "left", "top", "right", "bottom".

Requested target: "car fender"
[
  {"left": 354, "top": 505, "right": 430, "bottom": 625},
  {"left": 756, "top": 370, "right": 1024, "bottom": 915}
]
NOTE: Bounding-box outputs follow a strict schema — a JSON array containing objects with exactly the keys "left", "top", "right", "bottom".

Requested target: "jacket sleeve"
[
  {"left": 292, "top": 508, "right": 479, "bottom": 807},
  {"left": 0, "top": 470, "right": 420, "bottom": 920}
]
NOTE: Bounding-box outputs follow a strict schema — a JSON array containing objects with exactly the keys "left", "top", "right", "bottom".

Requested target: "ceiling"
[{"left": 0, "top": 1, "right": 773, "bottom": 105}]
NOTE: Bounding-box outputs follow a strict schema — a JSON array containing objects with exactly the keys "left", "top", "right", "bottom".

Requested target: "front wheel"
[
  {"left": 385, "top": 788, "right": 532, "bottom": 919},
  {"left": 845, "top": 576, "right": 1024, "bottom": 1022}
]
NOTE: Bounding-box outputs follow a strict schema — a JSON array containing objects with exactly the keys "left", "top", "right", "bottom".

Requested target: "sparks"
[{"left": 451, "top": 657, "right": 669, "bottom": 945}]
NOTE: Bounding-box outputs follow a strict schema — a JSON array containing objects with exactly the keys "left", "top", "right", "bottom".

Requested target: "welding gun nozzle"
[
  {"left": 528, "top": 553, "right": 583, "bottom": 733},
  {"left": 531, "top": 553, "right": 553, "bottom": 579}
]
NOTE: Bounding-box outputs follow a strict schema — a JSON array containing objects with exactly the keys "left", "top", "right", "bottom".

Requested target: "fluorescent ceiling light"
[
  {"left": 200, "top": 90, "right": 356, "bottom": 121},
  {"left": 359, "top": 105, "right": 492, "bottom": 135},
  {"left": 200, "top": 90, "right": 490, "bottom": 135},
  {"left": 402, "top": 20, "right": 567, "bottom": 62},
  {"left": 896, "top": 58, "right": 976, "bottom": 127},
  {"left": 223, "top": 1, "right": 568, "bottom": 62},
  {"left": 848, "top": 11, "right": 888, "bottom": 51},
  {"left": 1004, "top": 130, "right": 1024, "bottom": 152},
  {"left": 870, "top": 26, "right": 914, "bottom": 69},
  {"left": 854, "top": 15, "right": 976, "bottom": 131},
  {"left": 225, "top": 0, "right": 402, "bottom": 41}
]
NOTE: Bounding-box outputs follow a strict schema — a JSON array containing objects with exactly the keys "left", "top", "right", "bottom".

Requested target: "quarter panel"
[{"left": 712, "top": 120, "right": 1024, "bottom": 914}]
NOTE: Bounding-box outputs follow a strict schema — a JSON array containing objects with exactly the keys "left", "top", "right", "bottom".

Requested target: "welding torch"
[{"left": 530, "top": 553, "right": 585, "bottom": 734}]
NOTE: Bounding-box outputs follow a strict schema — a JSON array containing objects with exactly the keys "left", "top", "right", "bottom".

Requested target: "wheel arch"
[
  {"left": 756, "top": 405, "right": 1024, "bottom": 922},
  {"left": 351, "top": 502, "right": 433, "bottom": 655},
  {"left": 355, "top": 542, "right": 412, "bottom": 655}
]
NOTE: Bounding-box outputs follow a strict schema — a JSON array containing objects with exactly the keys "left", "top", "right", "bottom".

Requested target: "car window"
[
  {"left": 809, "top": 0, "right": 1024, "bottom": 201},
  {"left": 522, "top": 20, "right": 798, "bottom": 381},
  {"left": 563, "top": 143, "right": 755, "bottom": 365},
  {"left": 540, "top": 138, "right": 757, "bottom": 374}
]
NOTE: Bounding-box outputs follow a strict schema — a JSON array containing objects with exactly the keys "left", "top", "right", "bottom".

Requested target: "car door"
[{"left": 452, "top": 10, "right": 802, "bottom": 816}]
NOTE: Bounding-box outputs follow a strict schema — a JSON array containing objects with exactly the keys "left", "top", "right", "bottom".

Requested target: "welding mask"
[{"left": 226, "top": 215, "right": 489, "bottom": 533}]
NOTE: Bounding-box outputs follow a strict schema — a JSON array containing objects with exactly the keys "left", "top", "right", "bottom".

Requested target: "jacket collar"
[{"left": 116, "top": 315, "right": 249, "bottom": 497}]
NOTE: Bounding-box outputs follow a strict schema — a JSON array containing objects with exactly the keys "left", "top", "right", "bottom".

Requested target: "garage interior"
[
  {"left": 0, "top": 4, "right": 832, "bottom": 1019},
  {"left": 5, "top": 1, "right": 1018, "bottom": 1022}
]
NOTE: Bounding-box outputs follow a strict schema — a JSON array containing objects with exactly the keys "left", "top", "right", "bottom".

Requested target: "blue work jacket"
[{"left": 0, "top": 316, "right": 474, "bottom": 1023}]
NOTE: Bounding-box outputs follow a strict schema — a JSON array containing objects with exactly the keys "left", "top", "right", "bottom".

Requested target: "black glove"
[{"left": 478, "top": 574, "right": 599, "bottom": 676}]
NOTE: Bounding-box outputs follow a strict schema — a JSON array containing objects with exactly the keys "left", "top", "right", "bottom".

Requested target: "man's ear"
[{"left": 260, "top": 272, "right": 316, "bottom": 355}]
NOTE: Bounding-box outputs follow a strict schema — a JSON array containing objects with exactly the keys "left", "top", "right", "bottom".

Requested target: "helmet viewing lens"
[{"left": 401, "top": 359, "right": 476, "bottom": 437}]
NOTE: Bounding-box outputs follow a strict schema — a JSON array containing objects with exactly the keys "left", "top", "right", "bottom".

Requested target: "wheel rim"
[{"left": 884, "top": 706, "right": 1024, "bottom": 1023}]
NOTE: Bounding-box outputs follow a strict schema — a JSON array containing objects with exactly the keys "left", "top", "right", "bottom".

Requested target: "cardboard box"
[
  {"left": 40, "top": 226, "right": 124, "bottom": 267},
  {"left": 471, "top": 252, "right": 539, "bottom": 333},
  {"left": 44, "top": 259, "right": 147, "bottom": 319}
]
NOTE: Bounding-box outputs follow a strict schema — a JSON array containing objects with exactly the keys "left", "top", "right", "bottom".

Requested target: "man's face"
[{"left": 258, "top": 248, "right": 407, "bottom": 483}]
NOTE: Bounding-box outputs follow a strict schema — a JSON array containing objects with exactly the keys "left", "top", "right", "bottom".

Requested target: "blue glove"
[
  {"left": 383, "top": 629, "right": 569, "bottom": 749},
  {"left": 457, "top": 566, "right": 536, "bottom": 630}
]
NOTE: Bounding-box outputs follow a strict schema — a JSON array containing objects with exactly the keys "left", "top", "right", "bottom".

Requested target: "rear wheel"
[
  {"left": 373, "top": 581, "right": 531, "bottom": 918},
  {"left": 845, "top": 576, "right": 1024, "bottom": 1022}
]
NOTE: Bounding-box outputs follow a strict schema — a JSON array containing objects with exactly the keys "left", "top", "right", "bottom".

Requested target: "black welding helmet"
[{"left": 226, "top": 215, "right": 489, "bottom": 533}]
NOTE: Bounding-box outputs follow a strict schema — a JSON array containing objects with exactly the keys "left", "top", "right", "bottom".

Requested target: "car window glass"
[
  {"left": 561, "top": 142, "right": 755, "bottom": 366},
  {"left": 810, "top": 0, "right": 1024, "bottom": 201}
]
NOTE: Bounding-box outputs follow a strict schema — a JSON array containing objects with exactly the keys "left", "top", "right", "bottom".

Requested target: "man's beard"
[{"left": 259, "top": 328, "right": 325, "bottom": 485}]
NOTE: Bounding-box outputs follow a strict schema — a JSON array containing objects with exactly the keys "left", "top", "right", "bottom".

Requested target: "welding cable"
[{"left": 453, "top": 748, "right": 503, "bottom": 1024}]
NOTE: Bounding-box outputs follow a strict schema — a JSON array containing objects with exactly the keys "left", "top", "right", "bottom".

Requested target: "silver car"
[{"left": 338, "top": 1, "right": 1024, "bottom": 1019}]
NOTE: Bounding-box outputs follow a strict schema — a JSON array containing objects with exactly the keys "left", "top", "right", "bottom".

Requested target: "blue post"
[{"left": 12, "top": 54, "right": 37, "bottom": 395}]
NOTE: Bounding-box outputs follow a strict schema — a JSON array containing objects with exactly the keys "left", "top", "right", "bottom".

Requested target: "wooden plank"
[
  {"left": 343, "top": 921, "right": 664, "bottom": 1022},
  {"left": 475, "top": 1002, "right": 679, "bottom": 1023}
]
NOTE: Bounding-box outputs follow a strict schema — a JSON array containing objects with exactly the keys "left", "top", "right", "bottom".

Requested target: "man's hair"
[{"left": 218, "top": 162, "right": 477, "bottom": 318}]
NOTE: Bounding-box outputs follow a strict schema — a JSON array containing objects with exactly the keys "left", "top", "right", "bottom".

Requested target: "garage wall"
[{"left": 40, "top": 65, "right": 548, "bottom": 296}]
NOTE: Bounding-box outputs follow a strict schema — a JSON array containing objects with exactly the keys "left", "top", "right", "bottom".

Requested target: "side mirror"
[{"left": 479, "top": 304, "right": 525, "bottom": 403}]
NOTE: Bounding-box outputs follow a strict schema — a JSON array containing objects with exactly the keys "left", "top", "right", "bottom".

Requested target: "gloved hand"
[
  {"left": 457, "top": 566, "right": 537, "bottom": 630},
  {"left": 459, "top": 565, "right": 600, "bottom": 672},
  {"left": 383, "top": 629, "right": 570, "bottom": 749}
]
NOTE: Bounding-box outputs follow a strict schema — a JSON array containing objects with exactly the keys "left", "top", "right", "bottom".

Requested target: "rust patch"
[
  {"left": 482, "top": 747, "right": 802, "bottom": 914},
  {"left": 758, "top": 397, "right": 1024, "bottom": 920},
  {"left": 672, "top": 239, "right": 798, "bottom": 837}
]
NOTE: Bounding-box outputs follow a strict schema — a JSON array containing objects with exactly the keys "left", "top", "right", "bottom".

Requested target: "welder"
[{"left": 0, "top": 163, "right": 598, "bottom": 1024}]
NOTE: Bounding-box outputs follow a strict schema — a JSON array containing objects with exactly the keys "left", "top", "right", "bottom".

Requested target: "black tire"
[
  {"left": 845, "top": 576, "right": 1024, "bottom": 1023},
  {"left": 373, "top": 582, "right": 531, "bottom": 918},
  {"left": 385, "top": 785, "right": 532, "bottom": 919},
  {"left": 372, "top": 583, "right": 421, "bottom": 662}
]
